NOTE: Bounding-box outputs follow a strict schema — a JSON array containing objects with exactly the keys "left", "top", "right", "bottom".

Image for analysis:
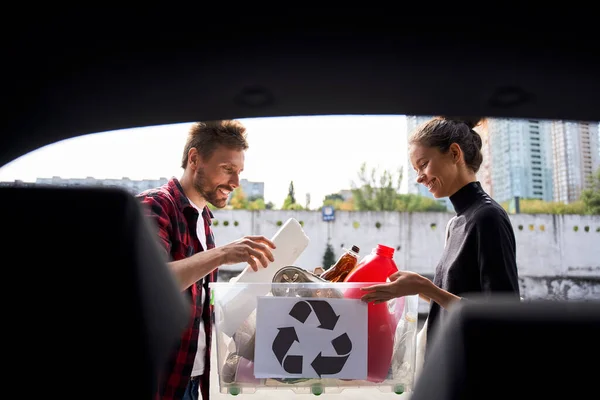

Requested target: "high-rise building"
[
  {"left": 488, "top": 118, "right": 554, "bottom": 203},
  {"left": 476, "top": 119, "right": 493, "bottom": 196},
  {"left": 551, "top": 120, "right": 600, "bottom": 203},
  {"left": 227, "top": 178, "right": 265, "bottom": 204},
  {"left": 239, "top": 179, "right": 264, "bottom": 200}
]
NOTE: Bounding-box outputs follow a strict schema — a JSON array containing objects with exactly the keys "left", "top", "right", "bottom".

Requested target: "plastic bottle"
[
  {"left": 320, "top": 245, "right": 360, "bottom": 282},
  {"left": 391, "top": 294, "right": 418, "bottom": 387},
  {"left": 343, "top": 244, "right": 399, "bottom": 383}
]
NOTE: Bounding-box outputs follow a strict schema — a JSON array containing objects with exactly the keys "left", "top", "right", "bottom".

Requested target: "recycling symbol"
[{"left": 271, "top": 299, "right": 352, "bottom": 377}]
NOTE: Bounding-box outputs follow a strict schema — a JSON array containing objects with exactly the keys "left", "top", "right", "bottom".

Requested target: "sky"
[{"left": 0, "top": 115, "right": 408, "bottom": 208}]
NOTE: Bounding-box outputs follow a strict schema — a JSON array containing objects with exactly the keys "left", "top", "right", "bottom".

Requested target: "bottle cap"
[
  {"left": 375, "top": 244, "right": 394, "bottom": 258},
  {"left": 351, "top": 245, "right": 360, "bottom": 253}
]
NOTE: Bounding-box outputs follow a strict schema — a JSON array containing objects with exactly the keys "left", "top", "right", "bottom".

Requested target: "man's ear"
[
  {"left": 188, "top": 147, "right": 200, "bottom": 170},
  {"left": 449, "top": 143, "right": 462, "bottom": 164}
]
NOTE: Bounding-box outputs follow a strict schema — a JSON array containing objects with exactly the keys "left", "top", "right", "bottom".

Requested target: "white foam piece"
[{"left": 216, "top": 218, "right": 310, "bottom": 337}]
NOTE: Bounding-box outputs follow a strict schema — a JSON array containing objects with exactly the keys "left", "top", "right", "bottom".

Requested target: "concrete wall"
[{"left": 210, "top": 210, "right": 600, "bottom": 301}]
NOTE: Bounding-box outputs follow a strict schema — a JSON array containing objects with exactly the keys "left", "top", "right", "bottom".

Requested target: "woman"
[{"left": 360, "top": 116, "right": 520, "bottom": 357}]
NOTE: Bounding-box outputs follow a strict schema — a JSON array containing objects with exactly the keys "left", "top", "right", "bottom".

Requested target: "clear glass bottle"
[{"left": 320, "top": 245, "right": 360, "bottom": 282}]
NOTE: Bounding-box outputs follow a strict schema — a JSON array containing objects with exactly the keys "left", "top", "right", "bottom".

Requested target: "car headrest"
[
  {"left": 412, "top": 297, "right": 600, "bottom": 400},
  {"left": 2, "top": 186, "right": 189, "bottom": 398}
]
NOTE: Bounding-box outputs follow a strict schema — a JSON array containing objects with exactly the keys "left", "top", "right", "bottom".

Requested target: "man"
[{"left": 137, "top": 120, "right": 276, "bottom": 400}]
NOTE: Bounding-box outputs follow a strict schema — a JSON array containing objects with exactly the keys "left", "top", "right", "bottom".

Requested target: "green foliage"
[
  {"left": 500, "top": 198, "right": 587, "bottom": 215},
  {"left": 288, "top": 181, "right": 296, "bottom": 204},
  {"left": 282, "top": 180, "right": 304, "bottom": 210},
  {"left": 322, "top": 243, "right": 336, "bottom": 271},
  {"left": 351, "top": 162, "right": 401, "bottom": 211},
  {"left": 580, "top": 167, "right": 600, "bottom": 215},
  {"left": 322, "top": 197, "right": 354, "bottom": 211},
  {"left": 283, "top": 203, "right": 305, "bottom": 210},
  {"left": 227, "top": 188, "right": 267, "bottom": 210},
  {"left": 248, "top": 197, "right": 266, "bottom": 210},
  {"left": 324, "top": 193, "right": 344, "bottom": 202},
  {"left": 230, "top": 187, "right": 248, "bottom": 210},
  {"left": 349, "top": 162, "right": 447, "bottom": 212},
  {"left": 396, "top": 194, "right": 447, "bottom": 212},
  {"left": 498, "top": 169, "right": 599, "bottom": 216}
]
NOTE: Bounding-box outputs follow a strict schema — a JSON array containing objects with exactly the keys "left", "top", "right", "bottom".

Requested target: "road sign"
[{"left": 322, "top": 206, "right": 335, "bottom": 221}]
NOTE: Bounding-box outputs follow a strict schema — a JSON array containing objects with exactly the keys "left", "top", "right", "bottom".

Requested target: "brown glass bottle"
[{"left": 320, "top": 245, "right": 360, "bottom": 282}]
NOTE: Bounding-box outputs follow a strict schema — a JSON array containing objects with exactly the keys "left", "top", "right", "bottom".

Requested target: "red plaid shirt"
[{"left": 137, "top": 178, "right": 217, "bottom": 400}]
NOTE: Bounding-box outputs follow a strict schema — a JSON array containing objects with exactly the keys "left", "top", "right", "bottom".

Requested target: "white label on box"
[{"left": 254, "top": 296, "right": 368, "bottom": 379}]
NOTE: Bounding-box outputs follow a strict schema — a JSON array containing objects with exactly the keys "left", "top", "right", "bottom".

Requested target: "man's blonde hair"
[{"left": 181, "top": 120, "right": 248, "bottom": 168}]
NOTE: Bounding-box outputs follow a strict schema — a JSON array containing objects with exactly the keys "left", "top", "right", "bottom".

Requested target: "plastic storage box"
[{"left": 210, "top": 281, "right": 419, "bottom": 396}]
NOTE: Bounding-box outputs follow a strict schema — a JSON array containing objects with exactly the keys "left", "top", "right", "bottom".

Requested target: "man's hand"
[
  {"left": 360, "top": 270, "right": 426, "bottom": 304},
  {"left": 220, "top": 235, "right": 276, "bottom": 272}
]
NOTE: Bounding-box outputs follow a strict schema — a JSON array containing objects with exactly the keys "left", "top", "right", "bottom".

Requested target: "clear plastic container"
[{"left": 210, "top": 281, "right": 418, "bottom": 396}]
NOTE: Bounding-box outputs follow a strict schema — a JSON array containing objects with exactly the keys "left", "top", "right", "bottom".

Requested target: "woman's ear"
[{"left": 449, "top": 143, "right": 462, "bottom": 164}]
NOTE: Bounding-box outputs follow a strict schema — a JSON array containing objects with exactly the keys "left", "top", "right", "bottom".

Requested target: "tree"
[
  {"left": 337, "top": 198, "right": 355, "bottom": 211},
  {"left": 499, "top": 198, "right": 587, "bottom": 215},
  {"left": 283, "top": 202, "right": 305, "bottom": 210},
  {"left": 322, "top": 196, "right": 354, "bottom": 211},
  {"left": 322, "top": 243, "right": 336, "bottom": 270},
  {"left": 283, "top": 180, "right": 302, "bottom": 210},
  {"left": 229, "top": 187, "right": 248, "bottom": 209},
  {"left": 396, "top": 193, "right": 447, "bottom": 212},
  {"left": 248, "top": 197, "right": 266, "bottom": 210},
  {"left": 580, "top": 167, "right": 600, "bottom": 214},
  {"left": 288, "top": 181, "right": 296, "bottom": 204},
  {"left": 324, "top": 193, "right": 344, "bottom": 202},
  {"left": 321, "top": 192, "right": 354, "bottom": 210},
  {"left": 342, "top": 163, "right": 449, "bottom": 212},
  {"left": 351, "top": 162, "right": 403, "bottom": 211}
]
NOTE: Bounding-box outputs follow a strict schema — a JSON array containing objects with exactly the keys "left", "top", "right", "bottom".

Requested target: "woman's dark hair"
[{"left": 409, "top": 116, "right": 485, "bottom": 173}]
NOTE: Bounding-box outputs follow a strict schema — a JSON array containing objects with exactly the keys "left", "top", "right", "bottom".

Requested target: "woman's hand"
[{"left": 360, "top": 270, "right": 427, "bottom": 304}]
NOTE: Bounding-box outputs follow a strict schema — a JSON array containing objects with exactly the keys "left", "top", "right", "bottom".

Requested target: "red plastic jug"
[{"left": 343, "top": 244, "right": 399, "bottom": 383}]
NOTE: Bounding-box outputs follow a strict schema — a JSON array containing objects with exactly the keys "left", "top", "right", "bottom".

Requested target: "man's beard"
[{"left": 193, "top": 169, "right": 230, "bottom": 208}]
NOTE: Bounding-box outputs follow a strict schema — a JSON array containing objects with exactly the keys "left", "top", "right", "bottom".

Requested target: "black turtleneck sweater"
[{"left": 426, "top": 181, "right": 520, "bottom": 350}]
